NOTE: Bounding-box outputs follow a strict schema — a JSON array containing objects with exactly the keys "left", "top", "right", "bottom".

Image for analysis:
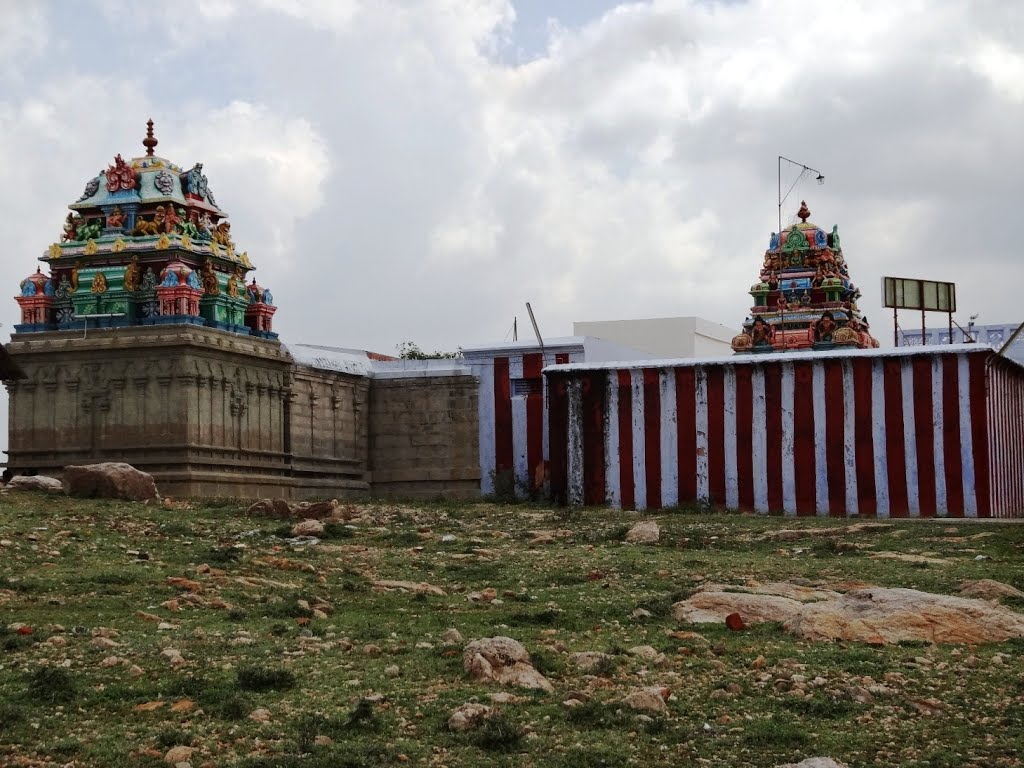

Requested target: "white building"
[
  {"left": 572, "top": 316, "right": 738, "bottom": 359},
  {"left": 898, "top": 323, "right": 1024, "bottom": 365}
]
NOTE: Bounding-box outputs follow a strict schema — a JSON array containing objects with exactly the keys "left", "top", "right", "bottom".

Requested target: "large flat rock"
[
  {"left": 673, "top": 591, "right": 805, "bottom": 624},
  {"left": 784, "top": 587, "right": 1024, "bottom": 645}
]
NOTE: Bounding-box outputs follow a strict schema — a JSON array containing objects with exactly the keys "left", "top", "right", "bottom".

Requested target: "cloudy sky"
[{"left": 2, "top": 0, "right": 1022, "bottom": 363}]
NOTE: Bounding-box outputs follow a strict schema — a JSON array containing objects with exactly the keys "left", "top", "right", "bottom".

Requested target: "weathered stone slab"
[
  {"left": 6, "top": 475, "right": 63, "bottom": 494},
  {"left": 784, "top": 587, "right": 1024, "bottom": 645},
  {"left": 63, "top": 462, "right": 158, "bottom": 501}
]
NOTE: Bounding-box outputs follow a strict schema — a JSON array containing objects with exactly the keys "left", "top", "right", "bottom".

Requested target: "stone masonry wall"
[
  {"left": 5, "top": 326, "right": 296, "bottom": 497},
  {"left": 287, "top": 365, "right": 370, "bottom": 498},
  {"left": 368, "top": 374, "right": 480, "bottom": 499}
]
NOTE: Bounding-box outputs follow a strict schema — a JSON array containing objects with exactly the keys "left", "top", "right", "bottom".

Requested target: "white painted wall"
[{"left": 573, "top": 317, "right": 738, "bottom": 359}]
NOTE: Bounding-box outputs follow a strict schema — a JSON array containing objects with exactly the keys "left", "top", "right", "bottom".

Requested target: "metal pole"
[
  {"left": 526, "top": 302, "right": 545, "bottom": 357},
  {"left": 997, "top": 320, "right": 1024, "bottom": 358},
  {"left": 948, "top": 312, "right": 953, "bottom": 345},
  {"left": 921, "top": 308, "right": 926, "bottom": 346},
  {"left": 893, "top": 307, "right": 898, "bottom": 347},
  {"left": 778, "top": 156, "right": 782, "bottom": 233}
]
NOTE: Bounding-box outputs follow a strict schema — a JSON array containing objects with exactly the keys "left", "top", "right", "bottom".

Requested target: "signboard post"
[{"left": 881, "top": 277, "right": 956, "bottom": 347}]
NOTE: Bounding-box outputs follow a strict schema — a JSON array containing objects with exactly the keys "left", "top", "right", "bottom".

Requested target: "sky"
[{"left": 1, "top": 0, "right": 1022, "bottom": 366}]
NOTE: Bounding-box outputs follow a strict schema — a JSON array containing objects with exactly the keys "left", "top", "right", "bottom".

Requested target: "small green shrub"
[
  {"left": 469, "top": 712, "right": 523, "bottom": 751},
  {"left": 26, "top": 667, "right": 77, "bottom": 704},
  {"left": 156, "top": 727, "right": 195, "bottom": 748},
  {"left": 742, "top": 718, "right": 808, "bottom": 747},
  {"left": 236, "top": 665, "right": 296, "bottom": 692}
]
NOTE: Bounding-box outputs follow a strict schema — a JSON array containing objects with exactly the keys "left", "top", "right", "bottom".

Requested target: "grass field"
[{"left": 0, "top": 491, "right": 1022, "bottom": 767}]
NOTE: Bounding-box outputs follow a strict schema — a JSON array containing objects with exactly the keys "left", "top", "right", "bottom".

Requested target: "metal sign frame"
[{"left": 881, "top": 276, "right": 957, "bottom": 347}]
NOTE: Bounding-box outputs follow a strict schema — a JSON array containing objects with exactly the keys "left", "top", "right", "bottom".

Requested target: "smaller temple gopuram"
[
  {"left": 731, "top": 201, "right": 878, "bottom": 353},
  {"left": 16, "top": 119, "right": 276, "bottom": 337}
]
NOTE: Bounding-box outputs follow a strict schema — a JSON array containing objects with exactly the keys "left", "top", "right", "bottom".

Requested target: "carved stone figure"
[
  {"left": 106, "top": 207, "right": 125, "bottom": 229},
  {"left": 751, "top": 317, "right": 774, "bottom": 347},
  {"left": 813, "top": 311, "right": 837, "bottom": 343},
  {"left": 213, "top": 220, "right": 232, "bottom": 247},
  {"left": 202, "top": 260, "right": 219, "bottom": 295},
  {"left": 163, "top": 205, "right": 180, "bottom": 234},
  {"left": 132, "top": 216, "right": 161, "bottom": 237},
  {"left": 226, "top": 268, "right": 243, "bottom": 298},
  {"left": 105, "top": 154, "right": 137, "bottom": 193},
  {"left": 123, "top": 256, "right": 141, "bottom": 292}
]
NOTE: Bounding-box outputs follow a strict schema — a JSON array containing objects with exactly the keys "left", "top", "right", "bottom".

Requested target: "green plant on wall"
[{"left": 396, "top": 340, "right": 462, "bottom": 360}]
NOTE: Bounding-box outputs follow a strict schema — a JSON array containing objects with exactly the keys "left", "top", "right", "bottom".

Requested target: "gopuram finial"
[
  {"left": 143, "top": 118, "right": 158, "bottom": 157},
  {"left": 797, "top": 200, "right": 810, "bottom": 223}
]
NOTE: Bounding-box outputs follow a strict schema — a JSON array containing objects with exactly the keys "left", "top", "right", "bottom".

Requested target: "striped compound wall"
[
  {"left": 546, "top": 345, "right": 1024, "bottom": 518},
  {"left": 468, "top": 349, "right": 575, "bottom": 496}
]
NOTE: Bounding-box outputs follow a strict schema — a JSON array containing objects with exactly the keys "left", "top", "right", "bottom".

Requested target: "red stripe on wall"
[
  {"left": 494, "top": 356, "right": 513, "bottom": 473},
  {"left": 851, "top": 359, "right": 876, "bottom": 516},
  {"left": 617, "top": 370, "right": 635, "bottom": 510},
  {"left": 883, "top": 359, "right": 909, "bottom": 517},
  {"left": 547, "top": 375, "right": 568, "bottom": 506},
  {"left": 706, "top": 366, "right": 726, "bottom": 506},
  {"left": 851, "top": 360, "right": 876, "bottom": 518},
  {"left": 735, "top": 366, "right": 754, "bottom": 511},
  {"left": 969, "top": 353, "right": 991, "bottom": 516},
  {"left": 676, "top": 368, "right": 697, "bottom": 504},
  {"left": 643, "top": 369, "right": 662, "bottom": 510},
  {"left": 581, "top": 372, "right": 607, "bottom": 506},
  {"left": 911, "top": 357, "right": 937, "bottom": 517},
  {"left": 941, "top": 355, "right": 964, "bottom": 517},
  {"left": 824, "top": 360, "right": 846, "bottom": 516},
  {"left": 523, "top": 353, "right": 544, "bottom": 491},
  {"left": 764, "top": 365, "right": 784, "bottom": 513},
  {"left": 792, "top": 361, "right": 816, "bottom": 516}
]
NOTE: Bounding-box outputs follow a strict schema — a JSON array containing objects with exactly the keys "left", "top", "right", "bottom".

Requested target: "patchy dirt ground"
[{"left": 0, "top": 491, "right": 1022, "bottom": 767}]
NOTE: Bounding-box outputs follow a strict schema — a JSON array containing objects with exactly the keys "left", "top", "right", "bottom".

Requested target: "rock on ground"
[
  {"left": 673, "top": 591, "right": 805, "bottom": 624},
  {"left": 696, "top": 581, "right": 840, "bottom": 603},
  {"left": 440, "top": 628, "right": 464, "bottom": 645},
  {"left": 573, "top": 651, "right": 612, "bottom": 672},
  {"left": 371, "top": 580, "right": 447, "bottom": 597},
  {"left": 6, "top": 475, "right": 63, "bottom": 493},
  {"left": 777, "top": 760, "right": 849, "bottom": 768},
  {"left": 784, "top": 587, "right": 1024, "bottom": 645},
  {"left": 620, "top": 686, "right": 669, "bottom": 714},
  {"left": 447, "top": 703, "right": 492, "bottom": 732},
  {"left": 245, "top": 498, "right": 293, "bottom": 519},
  {"left": 764, "top": 523, "right": 890, "bottom": 541},
  {"left": 958, "top": 579, "right": 1024, "bottom": 601},
  {"left": 163, "top": 746, "right": 194, "bottom": 764},
  {"left": 291, "top": 519, "right": 325, "bottom": 537},
  {"left": 464, "top": 636, "right": 554, "bottom": 692},
  {"left": 625, "top": 521, "right": 660, "bottom": 544},
  {"left": 290, "top": 499, "right": 347, "bottom": 520},
  {"left": 63, "top": 462, "right": 158, "bottom": 501}
]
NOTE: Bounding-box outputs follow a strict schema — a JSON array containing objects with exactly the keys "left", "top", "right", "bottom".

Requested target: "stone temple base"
[{"left": 3, "top": 325, "right": 369, "bottom": 500}]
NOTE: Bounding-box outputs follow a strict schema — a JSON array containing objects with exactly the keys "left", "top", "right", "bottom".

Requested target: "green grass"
[{"left": 0, "top": 492, "right": 1022, "bottom": 766}]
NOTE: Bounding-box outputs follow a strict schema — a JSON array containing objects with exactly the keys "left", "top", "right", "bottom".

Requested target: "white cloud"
[
  {"left": 174, "top": 102, "right": 330, "bottom": 268},
  {"left": 2, "top": 0, "right": 1023, "bottom": 363}
]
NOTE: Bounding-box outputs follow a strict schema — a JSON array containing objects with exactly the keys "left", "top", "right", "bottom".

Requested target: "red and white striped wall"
[
  {"left": 546, "top": 345, "right": 1024, "bottom": 518},
  {"left": 466, "top": 346, "right": 576, "bottom": 496},
  {"left": 988, "top": 355, "right": 1024, "bottom": 516}
]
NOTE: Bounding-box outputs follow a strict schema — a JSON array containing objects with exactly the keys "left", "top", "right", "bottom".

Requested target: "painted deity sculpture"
[{"left": 732, "top": 201, "right": 879, "bottom": 354}]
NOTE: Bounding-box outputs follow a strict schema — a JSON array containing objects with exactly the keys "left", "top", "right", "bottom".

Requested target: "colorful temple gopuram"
[
  {"left": 731, "top": 201, "right": 878, "bottom": 353},
  {"left": 15, "top": 120, "right": 276, "bottom": 337}
]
